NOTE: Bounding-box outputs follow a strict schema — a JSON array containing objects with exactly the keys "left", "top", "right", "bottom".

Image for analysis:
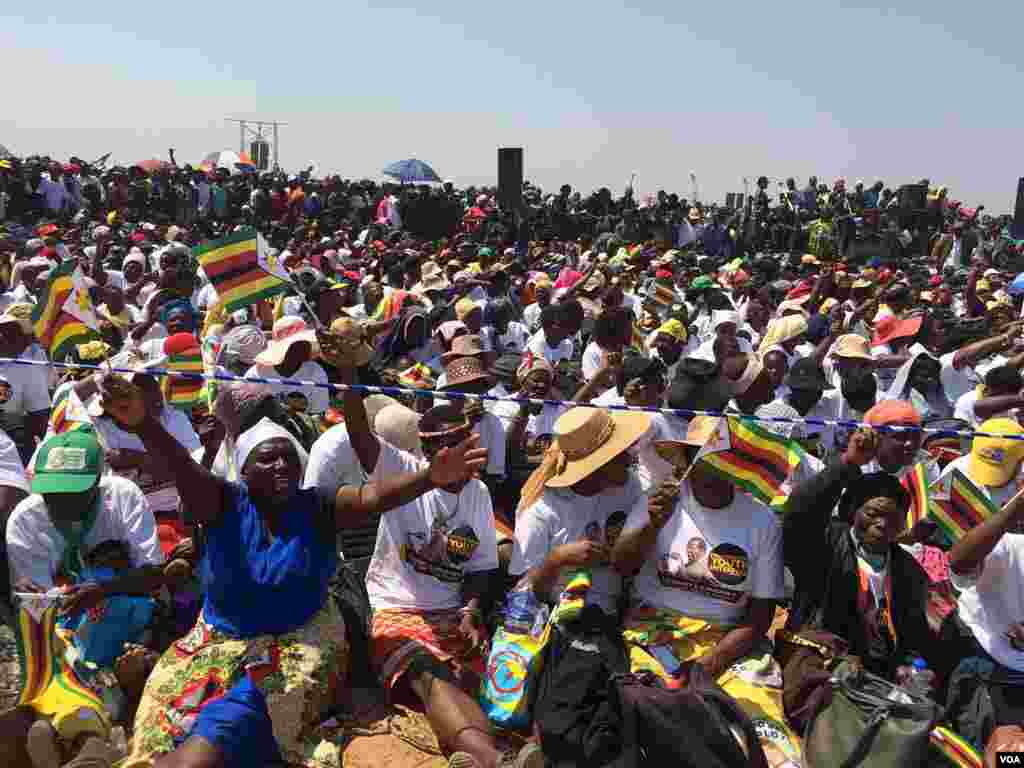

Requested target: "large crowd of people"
[{"left": 1, "top": 151, "right": 1024, "bottom": 767}]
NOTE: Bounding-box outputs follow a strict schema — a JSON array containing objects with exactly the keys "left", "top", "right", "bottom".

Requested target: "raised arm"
[
  {"left": 98, "top": 376, "right": 227, "bottom": 526},
  {"left": 334, "top": 433, "right": 486, "bottom": 528},
  {"left": 783, "top": 431, "right": 874, "bottom": 580},
  {"left": 950, "top": 485, "right": 1024, "bottom": 574}
]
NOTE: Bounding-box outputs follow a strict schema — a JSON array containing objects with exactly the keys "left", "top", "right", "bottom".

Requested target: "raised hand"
[
  {"left": 428, "top": 433, "right": 487, "bottom": 487},
  {"left": 98, "top": 375, "right": 148, "bottom": 431}
]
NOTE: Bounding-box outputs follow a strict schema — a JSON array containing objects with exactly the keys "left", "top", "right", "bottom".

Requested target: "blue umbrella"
[
  {"left": 1009, "top": 272, "right": 1024, "bottom": 296},
  {"left": 382, "top": 158, "right": 441, "bottom": 184}
]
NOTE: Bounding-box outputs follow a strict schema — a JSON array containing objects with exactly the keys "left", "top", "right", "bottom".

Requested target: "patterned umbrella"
[
  {"left": 382, "top": 158, "right": 441, "bottom": 184},
  {"left": 198, "top": 150, "right": 254, "bottom": 173}
]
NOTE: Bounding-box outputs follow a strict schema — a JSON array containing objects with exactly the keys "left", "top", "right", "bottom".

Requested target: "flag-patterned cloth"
[
  {"left": 31, "top": 261, "right": 101, "bottom": 362},
  {"left": 902, "top": 462, "right": 931, "bottom": 533},
  {"left": 15, "top": 602, "right": 109, "bottom": 742},
  {"left": 696, "top": 416, "right": 804, "bottom": 509},
  {"left": 47, "top": 383, "right": 92, "bottom": 436},
  {"left": 160, "top": 334, "right": 204, "bottom": 411},
  {"left": 931, "top": 469, "right": 999, "bottom": 545},
  {"left": 929, "top": 725, "right": 983, "bottom": 768},
  {"left": 194, "top": 227, "right": 290, "bottom": 313}
]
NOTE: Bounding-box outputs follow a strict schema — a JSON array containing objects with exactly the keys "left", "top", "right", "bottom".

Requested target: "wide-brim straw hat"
[{"left": 545, "top": 407, "right": 651, "bottom": 488}]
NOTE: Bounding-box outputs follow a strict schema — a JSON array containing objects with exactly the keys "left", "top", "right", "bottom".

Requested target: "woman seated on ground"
[
  {"left": 778, "top": 427, "right": 941, "bottom": 732},
  {"left": 95, "top": 347, "right": 489, "bottom": 768},
  {"left": 610, "top": 416, "right": 800, "bottom": 768},
  {"left": 337, "top": 356, "right": 541, "bottom": 768}
]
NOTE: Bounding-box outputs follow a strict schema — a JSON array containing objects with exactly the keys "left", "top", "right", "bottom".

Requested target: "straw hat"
[
  {"left": 412, "top": 260, "right": 450, "bottom": 293},
  {"left": 254, "top": 316, "right": 319, "bottom": 367},
  {"left": 545, "top": 407, "right": 651, "bottom": 488},
  {"left": 327, "top": 316, "right": 373, "bottom": 367},
  {"left": 831, "top": 334, "right": 872, "bottom": 361}
]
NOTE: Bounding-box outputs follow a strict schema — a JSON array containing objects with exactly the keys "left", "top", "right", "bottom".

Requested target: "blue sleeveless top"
[{"left": 201, "top": 484, "right": 337, "bottom": 638}]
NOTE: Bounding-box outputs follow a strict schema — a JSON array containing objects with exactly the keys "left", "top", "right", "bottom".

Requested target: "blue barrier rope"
[{"left": 2, "top": 355, "right": 1021, "bottom": 442}]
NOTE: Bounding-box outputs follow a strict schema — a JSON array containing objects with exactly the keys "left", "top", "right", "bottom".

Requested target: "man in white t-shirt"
[
  {"left": 6, "top": 427, "right": 165, "bottom": 598},
  {"left": 525, "top": 302, "right": 579, "bottom": 366},
  {"left": 949, "top": 420, "right": 1024, "bottom": 755},
  {"left": 336, "top": 361, "right": 542, "bottom": 768},
  {"left": 0, "top": 309, "right": 52, "bottom": 464},
  {"left": 244, "top": 316, "right": 330, "bottom": 414}
]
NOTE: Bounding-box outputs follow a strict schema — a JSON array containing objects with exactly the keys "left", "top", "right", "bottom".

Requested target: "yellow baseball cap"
[{"left": 970, "top": 418, "right": 1024, "bottom": 487}]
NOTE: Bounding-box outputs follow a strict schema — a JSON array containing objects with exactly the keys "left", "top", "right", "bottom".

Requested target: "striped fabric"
[
  {"left": 15, "top": 602, "right": 109, "bottom": 741},
  {"left": 194, "top": 228, "right": 289, "bottom": 313}
]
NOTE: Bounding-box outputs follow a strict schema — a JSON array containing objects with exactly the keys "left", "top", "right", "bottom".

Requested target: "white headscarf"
[{"left": 234, "top": 417, "right": 309, "bottom": 476}]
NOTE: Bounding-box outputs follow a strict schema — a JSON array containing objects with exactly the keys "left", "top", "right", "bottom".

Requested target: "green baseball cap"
[
  {"left": 690, "top": 275, "right": 714, "bottom": 290},
  {"left": 32, "top": 427, "right": 103, "bottom": 495}
]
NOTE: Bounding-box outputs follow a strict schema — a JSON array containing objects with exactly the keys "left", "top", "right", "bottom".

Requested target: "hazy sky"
[{"left": 2, "top": 1, "right": 1021, "bottom": 210}]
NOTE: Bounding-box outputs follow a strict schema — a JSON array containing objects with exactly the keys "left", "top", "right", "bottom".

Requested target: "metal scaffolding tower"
[{"left": 225, "top": 118, "right": 288, "bottom": 170}]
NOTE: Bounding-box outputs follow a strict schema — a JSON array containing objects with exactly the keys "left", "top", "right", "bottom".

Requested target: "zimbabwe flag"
[
  {"left": 696, "top": 416, "right": 804, "bottom": 509},
  {"left": 31, "top": 260, "right": 100, "bottom": 362},
  {"left": 901, "top": 463, "right": 930, "bottom": 533},
  {"left": 931, "top": 468, "right": 999, "bottom": 545},
  {"left": 194, "top": 227, "right": 290, "bottom": 313}
]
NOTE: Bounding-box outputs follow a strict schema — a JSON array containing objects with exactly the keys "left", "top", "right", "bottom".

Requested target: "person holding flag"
[{"left": 611, "top": 415, "right": 800, "bottom": 766}]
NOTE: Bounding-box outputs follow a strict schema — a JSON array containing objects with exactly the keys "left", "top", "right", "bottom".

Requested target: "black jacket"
[{"left": 782, "top": 460, "right": 940, "bottom": 678}]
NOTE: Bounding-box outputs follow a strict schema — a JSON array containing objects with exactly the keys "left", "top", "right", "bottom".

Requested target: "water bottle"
[
  {"left": 903, "top": 657, "right": 935, "bottom": 700},
  {"left": 504, "top": 590, "right": 540, "bottom": 635}
]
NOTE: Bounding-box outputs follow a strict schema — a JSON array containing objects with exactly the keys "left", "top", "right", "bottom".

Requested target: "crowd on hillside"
[{"left": 1, "top": 152, "right": 1024, "bottom": 768}]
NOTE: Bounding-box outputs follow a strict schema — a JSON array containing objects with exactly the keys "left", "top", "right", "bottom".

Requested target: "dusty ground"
[{"left": 0, "top": 625, "right": 18, "bottom": 711}]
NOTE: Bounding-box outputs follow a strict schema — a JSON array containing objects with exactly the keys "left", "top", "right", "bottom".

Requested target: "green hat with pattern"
[{"left": 32, "top": 427, "right": 103, "bottom": 495}]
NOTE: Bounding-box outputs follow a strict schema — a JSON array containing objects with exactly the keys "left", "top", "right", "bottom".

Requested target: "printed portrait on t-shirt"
[
  {"left": 657, "top": 536, "right": 751, "bottom": 604},
  {"left": 403, "top": 512, "right": 480, "bottom": 584},
  {"left": 0, "top": 379, "right": 12, "bottom": 405}
]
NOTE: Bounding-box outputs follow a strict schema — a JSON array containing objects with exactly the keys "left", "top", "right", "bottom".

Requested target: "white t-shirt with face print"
[
  {"left": 366, "top": 441, "right": 499, "bottom": 612},
  {"left": 623, "top": 482, "right": 785, "bottom": 625},
  {"left": 510, "top": 471, "right": 645, "bottom": 614}
]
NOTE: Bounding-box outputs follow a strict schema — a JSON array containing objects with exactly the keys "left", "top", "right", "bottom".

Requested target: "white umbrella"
[{"left": 198, "top": 149, "right": 254, "bottom": 173}]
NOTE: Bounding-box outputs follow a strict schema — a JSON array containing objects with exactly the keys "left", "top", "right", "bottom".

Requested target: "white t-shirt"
[
  {"left": 0, "top": 349, "right": 52, "bottom": 442},
  {"left": 244, "top": 360, "right": 330, "bottom": 414},
  {"left": 526, "top": 330, "right": 574, "bottom": 366},
  {"left": 954, "top": 533, "right": 1024, "bottom": 671},
  {"left": 790, "top": 390, "right": 842, "bottom": 455},
  {"left": 302, "top": 424, "right": 367, "bottom": 498},
  {"left": 872, "top": 343, "right": 898, "bottom": 392},
  {"left": 481, "top": 322, "right": 530, "bottom": 355},
  {"left": 366, "top": 441, "right": 498, "bottom": 612},
  {"left": 582, "top": 341, "right": 607, "bottom": 382},
  {"left": 6, "top": 475, "right": 165, "bottom": 589},
  {"left": 941, "top": 351, "right": 981, "bottom": 406},
  {"left": 522, "top": 303, "right": 544, "bottom": 333},
  {"left": 623, "top": 483, "right": 785, "bottom": 625},
  {"left": 92, "top": 407, "right": 202, "bottom": 513},
  {"left": 592, "top": 388, "right": 625, "bottom": 407},
  {"left": 509, "top": 472, "right": 645, "bottom": 614},
  {"left": 691, "top": 337, "right": 752, "bottom": 363},
  {"left": 473, "top": 413, "right": 507, "bottom": 478},
  {"left": 0, "top": 430, "right": 28, "bottom": 493}
]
